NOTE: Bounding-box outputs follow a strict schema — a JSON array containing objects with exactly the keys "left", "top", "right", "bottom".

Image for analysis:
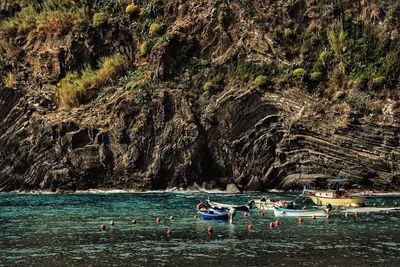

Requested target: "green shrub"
[
  {"left": 92, "top": 12, "right": 108, "bottom": 28},
  {"left": 310, "top": 71, "right": 322, "bottom": 81},
  {"left": 284, "top": 28, "right": 293, "bottom": 37},
  {"left": 125, "top": 4, "right": 140, "bottom": 15},
  {"left": 327, "top": 22, "right": 346, "bottom": 63},
  {"left": 254, "top": 75, "right": 268, "bottom": 87},
  {"left": 318, "top": 51, "right": 331, "bottom": 64},
  {"left": 292, "top": 68, "right": 307, "bottom": 77},
  {"left": 149, "top": 22, "right": 162, "bottom": 36},
  {"left": 140, "top": 41, "right": 149, "bottom": 56},
  {"left": 203, "top": 81, "right": 214, "bottom": 91},
  {"left": 372, "top": 76, "right": 385, "bottom": 86}
]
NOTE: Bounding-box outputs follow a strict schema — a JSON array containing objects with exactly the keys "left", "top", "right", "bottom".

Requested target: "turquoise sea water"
[{"left": 1, "top": 192, "right": 400, "bottom": 267}]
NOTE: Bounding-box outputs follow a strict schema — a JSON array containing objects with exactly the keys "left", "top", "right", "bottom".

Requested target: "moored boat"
[
  {"left": 248, "top": 197, "right": 279, "bottom": 210},
  {"left": 273, "top": 201, "right": 327, "bottom": 217},
  {"left": 303, "top": 178, "right": 365, "bottom": 207},
  {"left": 273, "top": 206, "right": 327, "bottom": 217},
  {"left": 197, "top": 202, "right": 237, "bottom": 221},
  {"left": 206, "top": 200, "right": 249, "bottom": 212}
]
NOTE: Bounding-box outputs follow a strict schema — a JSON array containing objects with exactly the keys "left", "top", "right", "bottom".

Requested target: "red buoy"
[
  {"left": 269, "top": 222, "right": 275, "bottom": 229},
  {"left": 109, "top": 220, "right": 115, "bottom": 226},
  {"left": 208, "top": 226, "right": 213, "bottom": 234},
  {"left": 248, "top": 223, "right": 253, "bottom": 231},
  {"left": 274, "top": 220, "right": 281, "bottom": 227},
  {"left": 131, "top": 218, "right": 137, "bottom": 224},
  {"left": 156, "top": 217, "right": 161, "bottom": 224},
  {"left": 100, "top": 224, "right": 106, "bottom": 231},
  {"left": 298, "top": 217, "right": 303, "bottom": 224},
  {"left": 354, "top": 211, "right": 359, "bottom": 217},
  {"left": 167, "top": 228, "right": 172, "bottom": 236}
]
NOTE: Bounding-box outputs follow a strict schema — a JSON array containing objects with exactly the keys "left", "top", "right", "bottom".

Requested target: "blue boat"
[
  {"left": 197, "top": 202, "right": 237, "bottom": 221},
  {"left": 206, "top": 200, "right": 249, "bottom": 212}
]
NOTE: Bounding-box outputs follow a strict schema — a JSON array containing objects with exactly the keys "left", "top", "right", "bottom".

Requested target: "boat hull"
[
  {"left": 273, "top": 206, "right": 327, "bottom": 217},
  {"left": 198, "top": 212, "right": 230, "bottom": 221},
  {"left": 198, "top": 208, "right": 237, "bottom": 221},
  {"left": 309, "top": 196, "right": 364, "bottom": 207}
]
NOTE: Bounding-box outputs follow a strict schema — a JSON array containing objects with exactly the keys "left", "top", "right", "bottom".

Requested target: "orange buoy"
[
  {"left": 244, "top": 211, "right": 249, "bottom": 218},
  {"left": 354, "top": 211, "right": 359, "bottom": 217},
  {"left": 248, "top": 223, "right": 253, "bottom": 231},
  {"left": 110, "top": 220, "right": 115, "bottom": 226},
  {"left": 298, "top": 217, "right": 303, "bottom": 224},
  {"left": 274, "top": 220, "right": 281, "bottom": 227},
  {"left": 269, "top": 222, "right": 275, "bottom": 229},
  {"left": 167, "top": 228, "right": 172, "bottom": 236},
  {"left": 131, "top": 218, "right": 137, "bottom": 224},
  {"left": 208, "top": 226, "right": 213, "bottom": 234},
  {"left": 156, "top": 217, "right": 161, "bottom": 224},
  {"left": 100, "top": 224, "right": 106, "bottom": 231}
]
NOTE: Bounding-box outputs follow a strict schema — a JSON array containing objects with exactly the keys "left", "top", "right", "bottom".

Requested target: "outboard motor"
[
  {"left": 248, "top": 200, "right": 255, "bottom": 209},
  {"left": 326, "top": 203, "right": 332, "bottom": 212},
  {"left": 228, "top": 208, "right": 237, "bottom": 223}
]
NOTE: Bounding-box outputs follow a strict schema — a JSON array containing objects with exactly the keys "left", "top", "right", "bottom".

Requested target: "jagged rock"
[{"left": 226, "top": 183, "right": 240, "bottom": 193}]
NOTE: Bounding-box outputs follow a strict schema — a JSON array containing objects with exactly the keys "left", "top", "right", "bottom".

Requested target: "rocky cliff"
[{"left": 1, "top": 0, "right": 400, "bottom": 192}]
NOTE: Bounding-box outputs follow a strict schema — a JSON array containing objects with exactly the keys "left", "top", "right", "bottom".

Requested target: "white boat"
[
  {"left": 273, "top": 205, "right": 328, "bottom": 217},
  {"left": 248, "top": 197, "right": 279, "bottom": 210}
]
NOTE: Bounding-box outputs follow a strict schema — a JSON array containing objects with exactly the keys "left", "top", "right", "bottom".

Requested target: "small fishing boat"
[
  {"left": 197, "top": 202, "right": 236, "bottom": 222},
  {"left": 302, "top": 178, "right": 365, "bottom": 207},
  {"left": 273, "top": 201, "right": 327, "bottom": 217},
  {"left": 248, "top": 197, "right": 279, "bottom": 210},
  {"left": 206, "top": 200, "right": 249, "bottom": 212}
]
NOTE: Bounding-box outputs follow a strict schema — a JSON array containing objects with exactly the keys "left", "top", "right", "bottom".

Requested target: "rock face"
[
  {"left": 1, "top": 0, "right": 400, "bottom": 192},
  {"left": 1, "top": 82, "right": 399, "bottom": 192}
]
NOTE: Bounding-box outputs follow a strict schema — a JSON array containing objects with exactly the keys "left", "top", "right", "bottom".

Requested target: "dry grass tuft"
[{"left": 56, "top": 53, "right": 131, "bottom": 107}]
